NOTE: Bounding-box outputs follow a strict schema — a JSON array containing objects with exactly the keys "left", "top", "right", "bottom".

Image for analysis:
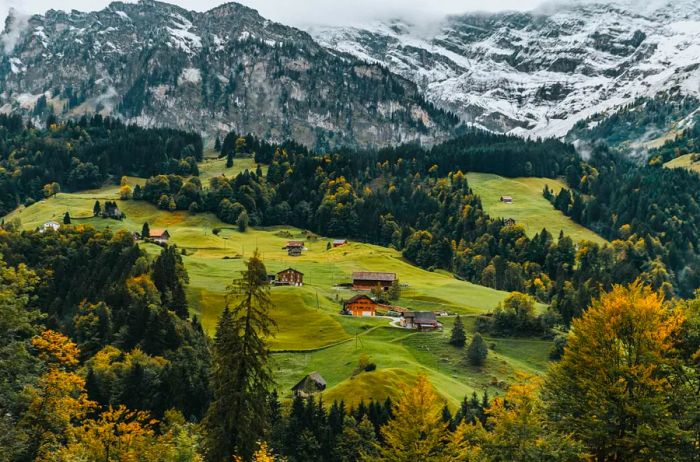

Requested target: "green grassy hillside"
[
  {"left": 466, "top": 173, "right": 606, "bottom": 244},
  {"left": 5, "top": 182, "right": 552, "bottom": 406},
  {"left": 664, "top": 153, "right": 700, "bottom": 174}
]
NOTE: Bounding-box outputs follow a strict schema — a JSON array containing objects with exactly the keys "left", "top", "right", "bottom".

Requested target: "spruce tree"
[
  {"left": 63, "top": 211, "right": 71, "bottom": 225},
  {"left": 93, "top": 200, "right": 101, "bottom": 217},
  {"left": 141, "top": 222, "right": 150, "bottom": 239},
  {"left": 214, "top": 135, "right": 221, "bottom": 152},
  {"left": 467, "top": 333, "right": 488, "bottom": 366},
  {"left": 204, "top": 250, "right": 276, "bottom": 461},
  {"left": 449, "top": 315, "right": 466, "bottom": 347}
]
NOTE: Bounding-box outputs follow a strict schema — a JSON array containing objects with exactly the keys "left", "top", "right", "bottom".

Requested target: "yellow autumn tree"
[
  {"left": 20, "top": 330, "right": 94, "bottom": 461},
  {"left": 481, "top": 375, "right": 585, "bottom": 461},
  {"left": 234, "top": 442, "right": 276, "bottom": 462},
  {"left": 370, "top": 374, "right": 474, "bottom": 462},
  {"left": 543, "top": 281, "right": 690, "bottom": 460}
]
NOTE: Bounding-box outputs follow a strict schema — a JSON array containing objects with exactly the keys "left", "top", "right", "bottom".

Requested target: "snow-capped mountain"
[
  {"left": 0, "top": 1, "right": 458, "bottom": 150},
  {"left": 309, "top": 0, "right": 700, "bottom": 138}
]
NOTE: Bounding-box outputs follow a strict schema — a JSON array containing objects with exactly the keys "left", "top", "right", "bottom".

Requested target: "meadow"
[
  {"left": 664, "top": 153, "right": 700, "bottom": 174},
  {"left": 5, "top": 170, "right": 557, "bottom": 407},
  {"left": 466, "top": 172, "right": 606, "bottom": 244}
]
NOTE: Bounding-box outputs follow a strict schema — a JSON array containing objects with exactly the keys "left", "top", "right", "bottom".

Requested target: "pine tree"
[
  {"left": 141, "top": 222, "right": 150, "bottom": 239},
  {"left": 226, "top": 152, "right": 234, "bottom": 168},
  {"left": 63, "top": 212, "right": 71, "bottom": 225},
  {"left": 449, "top": 315, "right": 466, "bottom": 347},
  {"left": 204, "top": 250, "right": 276, "bottom": 461},
  {"left": 214, "top": 136, "right": 221, "bottom": 152},
  {"left": 467, "top": 333, "right": 488, "bottom": 366},
  {"left": 93, "top": 200, "right": 101, "bottom": 217}
]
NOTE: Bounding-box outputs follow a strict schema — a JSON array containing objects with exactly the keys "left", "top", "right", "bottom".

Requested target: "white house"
[{"left": 39, "top": 221, "right": 60, "bottom": 233}]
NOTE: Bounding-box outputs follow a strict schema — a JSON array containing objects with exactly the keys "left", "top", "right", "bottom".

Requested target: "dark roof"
[
  {"left": 277, "top": 267, "right": 303, "bottom": 275},
  {"left": 414, "top": 311, "right": 438, "bottom": 324},
  {"left": 352, "top": 272, "right": 397, "bottom": 281},
  {"left": 291, "top": 371, "right": 327, "bottom": 391}
]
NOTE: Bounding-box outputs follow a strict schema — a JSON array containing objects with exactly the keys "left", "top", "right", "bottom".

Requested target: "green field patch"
[
  {"left": 664, "top": 153, "right": 700, "bottom": 174},
  {"left": 323, "top": 368, "right": 418, "bottom": 407},
  {"left": 466, "top": 172, "right": 606, "bottom": 244}
]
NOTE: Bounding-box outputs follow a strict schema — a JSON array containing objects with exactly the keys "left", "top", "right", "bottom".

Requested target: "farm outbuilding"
[
  {"left": 148, "top": 229, "right": 170, "bottom": 243},
  {"left": 332, "top": 239, "right": 347, "bottom": 248},
  {"left": 500, "top": 196, "right": 513, "bottom": 204},
  {"left": 351, "top": 272, "right": 397, "bottom": 291},
  {"left": 401, "top": 311, "right": 441, "bottom": 331},
  {"left": 292, "top": 372, "right": 327, "bottom": 397}
]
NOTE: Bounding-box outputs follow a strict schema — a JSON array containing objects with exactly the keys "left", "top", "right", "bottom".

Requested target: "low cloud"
[{"left": 1, "top": 5, "right": 29, "bottom": 55}]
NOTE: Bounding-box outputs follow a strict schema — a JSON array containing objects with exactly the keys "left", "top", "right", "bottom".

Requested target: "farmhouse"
[
  {"left": 352, "top": 271, "right": 397, "bottom": 291},
  {"left": 39, "top": 221, "right": 60, "bottom": 233},
  {"left": 291, "top": 372, "right": 327, "bottom": 397},
  {"left": 401, "top": 311, "right": 441, "bottom": 331},
  {"left": 343, "top": 295, "right": 377, "bottom": 317},
  {"left": 500, "top": 196, "right": 513, "bottom": 204},
  {"left": 149, "top": 229, "right": 170, "bottom": 244},
  {"left": 503, "top": 217, "right": 516, "bottom": 226},
  {"left": 332, "top": 239, "right": 347, "bottom": 248},
  {"left": 276, "top": 268, "right": 303, "bottom": 286}
]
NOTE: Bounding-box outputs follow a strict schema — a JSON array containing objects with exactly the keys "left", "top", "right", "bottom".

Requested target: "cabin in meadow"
[
  {"left": 332, "top": 239, "right": 347, "bottom": 248},
  {"left": 500, "top": 196, "right": 513, "bottom": 204},
  {"left": 285, "top": 240, "right": 304, "bottom": 256},
  {"left": 149, "top": 229, "right": 170, "bottom": 243},
  {"left": 292, "top": 372, "right": 327, "bottom": 397},
  {"left": 352, "top": 271, "right": 397, "bottom": 291},
  {"left": 343, "top": 295, "right": 378, "bottom": 317},
  {"left": 401, "top": 311, "right": 441, "bottom": 331},
  {"left": 276, "top": 268, "right": 304, "bottom": 286},
  {"left": 503, "top": 218, "right": 516, "bottom": 226}
]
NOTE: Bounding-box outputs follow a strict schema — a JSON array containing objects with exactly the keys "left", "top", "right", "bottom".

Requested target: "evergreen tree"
[
  {"left": 387, "top": 280, "right": 401, "bottom": 301},
  {"left": 449, "top": 315, "right": 466, "bottom": 347},
  {"left": 63, "top": 212, "right": 71, "bottom": 225},
  {"left": 214, "top": 136, "right": 221, "bottom": 152},
  {"left": 467, "top": 333, "right": 488, "bottom": 366},
  {"left": 93, "top": 200, "right": 101, "bottom": 217},
  {"left": 141, "top": 222, "right": 150, "bottom": 239},
  {"left": 237, "top": 210, "right": 249, "bottom": 232},
  {"left": 226, "top": 152, "right": 234, "bottom": 168},
  {"left": 204, "top": 250, "right": 275, "bottom": 461},
  {"left": 151, "top": 246, "right": 189, "bottom": 319}
]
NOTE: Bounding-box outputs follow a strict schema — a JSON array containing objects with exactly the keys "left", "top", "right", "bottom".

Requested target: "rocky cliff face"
[
  {"left": 0, "top": 1, "right": 458, "bottom": 149},
  {"left": 310, "top": 0, "right": 700, "bottom": 138}
]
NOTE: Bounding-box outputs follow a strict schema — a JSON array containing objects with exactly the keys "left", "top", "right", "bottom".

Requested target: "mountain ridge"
[{"left": 0, "top": 0, "right": 459, "bottom": 150}]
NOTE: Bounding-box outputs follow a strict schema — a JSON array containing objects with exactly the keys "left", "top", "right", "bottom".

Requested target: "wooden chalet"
[
  {"left": 503, "top": 218, "right": 516, "bottom": 226},
  {"left": 332, "top": 239, "right": 347, "bottom": 248},
  {"left": 149, "top": 229, "right": 170, "bottom": 243},
  {"left": 285, "top": 240, "right": 304, "bottom": 256},
  {"left": 401, "top": 311, "right": 441, "bottom": 331},
  {"left": 500, "top": 195, "right": 513, "bottom": 204},
  {"left": 343, "top": 295, "right": 377, "bottom": 317},
  {"left": 276, "top": 268, "right": 304, "bottom": 286},
  {"left": 352, "top": 271, "right": 397, "bottom": 291},
  {"left": 292, "top": 372, "right": 327, "bottom": 397}
]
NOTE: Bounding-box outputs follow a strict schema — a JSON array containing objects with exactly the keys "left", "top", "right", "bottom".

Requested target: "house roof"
[
  {"left": 501, "top": 196, "right": 513, "bottom": 200},
  {"left": 414, "top": 311, "right": 438, "bottom": 324},
  {"left": 352, "top": 272, "right": 397, "bottom": 281},
  {"left": 333, "top": 239, "right": 347, "bottom": 244},
  {"left": 286, "top": 240, "right": 304, "bottom": 247},
  {"left": 291, "top": 371, "right": 327, "bottom": 391},
  {"left": 345, "top": 294, "right": 376, "bottom": 305},
  {"left": 277, "top": 267, "right": 303, "bottom": 275},
  {"left": 43, "top": 221, "right": 60, "bottom": 227},
  {"left": 150, "top": 229, "right": 169, "bottom": 237}
]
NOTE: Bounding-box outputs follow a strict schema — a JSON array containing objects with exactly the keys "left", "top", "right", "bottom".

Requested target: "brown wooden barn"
[
  {"left": 401, "top": 311, "right": 441, "bottom": 331},
  {"left": 351, "top": 272, "right": 397, "bottom": 291},
  {"left": 291, "top": 372, "right": 327, "bottom": 397},
  {"left": 276, "top": 268, "right": 303, "bottom": 286},
  {"left": 343, "top": 295, "right": 377, "bottom": 317}
]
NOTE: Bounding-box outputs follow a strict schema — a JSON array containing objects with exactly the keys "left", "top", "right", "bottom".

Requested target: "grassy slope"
[
  {"left": 664, "top": 153, "right": 700, "bottom": 174},
  {"left": 466, "top": 173, "right": 606, "bottom": 244},
  {"left": 5, "top": 172, "right": 553, "bottom": 406}
]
